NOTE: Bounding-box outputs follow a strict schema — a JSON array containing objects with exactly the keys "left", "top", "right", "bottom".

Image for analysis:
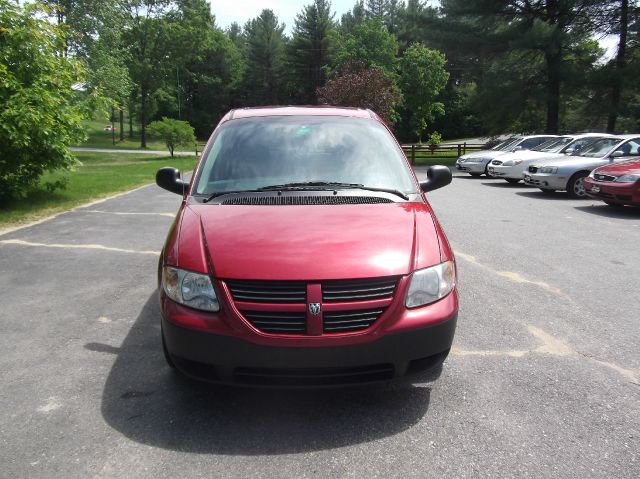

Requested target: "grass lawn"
[
  {"left": 75, "top": 118, "right": 180, "bottom": 151},
  {"left": 0, "top": 152, "right": 197, "bottom": 228}
]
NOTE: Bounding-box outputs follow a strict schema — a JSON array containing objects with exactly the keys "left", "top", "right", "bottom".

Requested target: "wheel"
[
  {"left": 469, "top": 173, "right": 482, "bottom": 177},
  {"left": 484, "top": 164, "right": 492, "bottom": 177},
  {"left": 162, "top": 327, "right": 176, "bottom": 369},
  {"left": 567, "top": 172, "right": 589, "bottom": 198},
  {"left": 540, "top": 189, "right": 555, "bottom": 195},
  {"left": 505, "top": 178, "right": 520, "bottom": 184}
]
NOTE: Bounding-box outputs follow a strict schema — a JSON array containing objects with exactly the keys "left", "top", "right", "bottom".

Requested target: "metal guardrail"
[{"left": 401, "top": 143, "right": 487, "bottom": 164}]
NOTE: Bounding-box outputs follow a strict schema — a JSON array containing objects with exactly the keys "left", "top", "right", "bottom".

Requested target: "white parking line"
[
  {"left": 454, "top": 250, "right": 572, "bottom": 301},
  {"left": 82, "top": 210, "right": 175, "bottom": 218},
  {"left": 0, "top": 239, "right": 159, "bottom": 256},
  {"left": 452, "top": 323, "right": 639, "bottom": 384}
]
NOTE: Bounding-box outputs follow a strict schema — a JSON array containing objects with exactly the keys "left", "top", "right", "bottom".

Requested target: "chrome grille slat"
[
  {"left": 323, "top": 308, "right": 384, "bottom": 333},
  {"left": 242, "top": 310, "right": 307, "bottom": 334},
  {"left": 227, "top": 278, "right": 397, "bottom": 335}
]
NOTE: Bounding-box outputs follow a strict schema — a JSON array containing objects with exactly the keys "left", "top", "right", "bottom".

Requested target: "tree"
[
  {"left": 317, "top": 60, "right": 402, "bottom": 124},
  {"left": 243, "top": 9, "right": 287, "bottom": 104},
  {"left": 0, "top": 1, "right": 87, "bottom": 201},
  {"left": 365, "top": 0, "right": 388, "bottom": 19},
  {"left": 340, "top": 1, "right": 366, "bottom": 33},
  {"left": 289, "top": 0, "right": 335, "bottom": 103},
  {"left": 332, "top": 18, "right": 399, "bottom": 76},
  {"left": 607, "top": 0, "right": 630, "bottom": 132},
  {"left": 147, "top": 117, "right": 196, "bottom": 157},
  {"left": 437, "top": 0, "right": 611, "bottom": 134},
  {"left": 399, "top": 43, "right": 449, "bottom": 141}
]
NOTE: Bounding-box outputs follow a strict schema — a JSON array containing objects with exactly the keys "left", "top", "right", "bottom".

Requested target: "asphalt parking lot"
[{"left": 1, "top": 168, "right": 638, "bottom": 478}]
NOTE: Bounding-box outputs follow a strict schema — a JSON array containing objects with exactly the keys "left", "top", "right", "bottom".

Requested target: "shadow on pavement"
[
  {"left": 98, "top": 293, "right": 432, "bottom": 455},
  {"left": 480, "top": 181, "right": 530, "bottom": 188},
  {"left": 574, "top": 204, "right": 640, "bottom": 220},
  {"left": 515, "top": 191, "right": 580, "bottom": 201}
]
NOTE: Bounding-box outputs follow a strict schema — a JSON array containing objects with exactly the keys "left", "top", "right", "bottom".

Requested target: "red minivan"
[{"left": 156, "top": 107, "right": 458, "bottom": 386}]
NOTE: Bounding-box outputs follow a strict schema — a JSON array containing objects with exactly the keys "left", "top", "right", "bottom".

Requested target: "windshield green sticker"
[{"left": 297, "top": 126, "right": 311, "bottom": 136}]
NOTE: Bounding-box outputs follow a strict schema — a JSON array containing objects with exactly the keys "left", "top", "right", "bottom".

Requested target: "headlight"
[
  {"left": 589, "top": 170, "right": 596, "bottom": 178},
  {"left": 540, "top": 166, "right": 558, "bottom": 174},
  {"left": 615, "top": 174, "right": 640, "bottom": 183},
  {"left": 405, "top": 261, "right": 456, "bottom": 308},
  {"left": 162, "top": 266, "right": 220, "bottom": 312}
]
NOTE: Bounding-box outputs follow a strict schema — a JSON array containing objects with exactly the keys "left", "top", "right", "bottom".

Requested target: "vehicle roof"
[
  {"left": 614, "top": 134, "right": 640, "bottom": 140},
  {"left": 221, "top": 106, "right": 377, "bottom": 122}
]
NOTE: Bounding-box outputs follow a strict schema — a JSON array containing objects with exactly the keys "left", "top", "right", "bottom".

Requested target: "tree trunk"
[
  {"left": 119, "top": 109, "right": 125, "bottom": 142},
  {"left": 544, "top": 0, "right": 561, "bottom": 134},
  {"left": 111, "top": 106, "right": 116, "bottom": 146},
  {"left": 140, "top": 89, "right": 147, "bottom": 149},
  {"left": 128, "top": 105, "right": 133, "bottom": 139},
  {"left": 607, "top": 0, "right": 628, "bottom": 133}
]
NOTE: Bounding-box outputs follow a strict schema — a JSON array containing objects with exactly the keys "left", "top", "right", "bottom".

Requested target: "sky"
[{"left": 210, "top": 0, "right": 358, "bottom": 31}]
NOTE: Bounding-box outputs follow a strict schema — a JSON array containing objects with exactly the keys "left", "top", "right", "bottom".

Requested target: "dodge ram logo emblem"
[{"left": 308, "top": 302, "right": 321, "bottom": 315}]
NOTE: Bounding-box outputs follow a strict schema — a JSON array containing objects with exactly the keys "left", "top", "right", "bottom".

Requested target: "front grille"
[
  {"left": 221, "top": 196, "right": 393, "bottom": 206},
  {"left": 243, "top": 311, "right": 306, "bottom": 334},
  {"left": 491, "top": 160, "right": 503, "bottom": 165},
  {"left": 226, "top": 280, "right": 306, "bottom": 303},
  {"left": 323, "top": 308, "right": 384, "bottom": 333},
  {"left": 529, "top": 166, "right": 538, "bottom": 173},
  {"left": 322, "top": 277, "right": 398, "bottom": 302},
  {"left": 233, "top": 364, "right": 395, "bottom": 386},
  {"left": 594, "top": 173, "right": 616, "bottom": 182},
  {"left": 225, "top": 276, "right": 397, "bottom": 336}
]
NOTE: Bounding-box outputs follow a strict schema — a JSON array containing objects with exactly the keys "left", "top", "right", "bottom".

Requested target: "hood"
[
  {"left": 460, "top": 149, "right": 495, "bottom": 159},
  {"left": 178, "top": 202, "right": 442, "bottom": 281},
  {"left": 529, "top": 154, "right": 606, "bottom": 169},
  {"left": 496, "top": 150, "right": 558, "bottom": 163},
  {"left": 593, "top": 158, "right": 640, "bottom": 175}
]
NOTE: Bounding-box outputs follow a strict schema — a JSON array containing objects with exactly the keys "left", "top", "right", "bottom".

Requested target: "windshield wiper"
[
  {"left": 257, "top": 182, "right": 410, "bottom": 200},
  {"left": 203, "top": 182, "right": 410, "bottom": 203},
  {"left": 203, "top": 189, "right": 263, "bottom": 202}
]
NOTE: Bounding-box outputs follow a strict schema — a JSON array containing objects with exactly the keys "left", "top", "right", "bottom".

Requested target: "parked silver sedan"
[
  {"left": 488, "top": 134, "right": 612, "bottom": 183},
  {"left": 455, "top": 135, "right": 558, "bottom": 177},
  {"left": 523, "top": 135, "right": 640, "bottom": 197}
]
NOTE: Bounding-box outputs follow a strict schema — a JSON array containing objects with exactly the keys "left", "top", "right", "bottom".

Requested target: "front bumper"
[
  {"left": 523, "top": 172, "right": 567, "bottom": 190},
  {"left": 456, "top": 160, "right": 488, "bottom": 174},
  {"left": 584, "top": 177, "right": 640, "bottom": 206},
  {"left": 488, "top": 164, "right": 525, "bottom": 179},
  {"left": 162, "top": 312, "right": 457, "bottom": 386}
]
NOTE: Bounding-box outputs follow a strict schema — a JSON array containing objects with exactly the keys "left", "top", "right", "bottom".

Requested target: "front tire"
[{"left": 567, "top": 172, "right": 589, "bottom": 198}]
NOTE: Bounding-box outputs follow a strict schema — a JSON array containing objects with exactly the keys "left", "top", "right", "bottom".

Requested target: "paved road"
[{"left": 1, "top": 170, "right": 638, "bottom": 478}]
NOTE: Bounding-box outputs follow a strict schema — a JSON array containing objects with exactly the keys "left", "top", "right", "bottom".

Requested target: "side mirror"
[
  {"left": 156, "top": 167, "right": 188, "bottom": 195},
  {"left": 611, "top": 150, "right": 625, "bottom": 158},
  {"left": 420, "top": 165, "right": 452, "bottom": 193},
  {"left": 564, "top": 148, "right": 575, "bottom": 155},
  {"left": 513, "top": 146, "right": 524, "bottom": 151}
]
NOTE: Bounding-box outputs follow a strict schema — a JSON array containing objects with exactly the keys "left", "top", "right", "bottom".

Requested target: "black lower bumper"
[{"left": 162, "top": 314, "right": 457, "bottom": 386}]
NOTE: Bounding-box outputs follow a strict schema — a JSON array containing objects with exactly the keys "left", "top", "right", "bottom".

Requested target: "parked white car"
[
  {"left": 455, "top": 135, "right": 558, "bottom": 177},
  {"left": 488, "top": 134, "right": 613, "bottom": 183},
  {"left": 523, "top": 135, "right": 640, "bottom": 197}
]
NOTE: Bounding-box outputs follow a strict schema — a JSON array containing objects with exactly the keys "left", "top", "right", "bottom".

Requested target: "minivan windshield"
[{"left": 195, "top": 116, "right": 417, "bottom": 196}]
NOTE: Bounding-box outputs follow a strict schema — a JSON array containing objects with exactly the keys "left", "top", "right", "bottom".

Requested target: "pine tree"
[{"left": 289, "top": 1, "right": 335, "bottom": 103}]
